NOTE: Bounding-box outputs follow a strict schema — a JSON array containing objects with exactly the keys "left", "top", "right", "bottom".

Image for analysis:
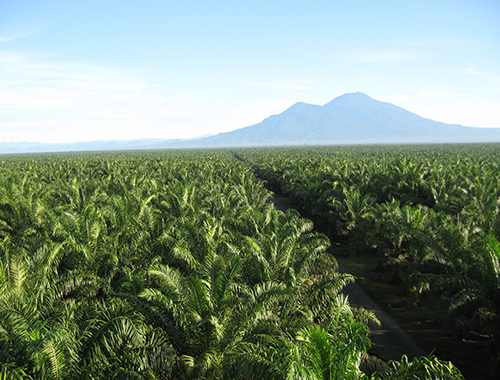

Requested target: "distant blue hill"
[
  {"left": 2, "top": 92, "right": 499, "bottom": 154},
  {"left": 0, "top": 137, "right": 205, "bottom": 154},
  {"left": 166, "top": 92, "right": 500, "bottom": 148},
  {"left": 0, "top": 139, "right": 167, "bottom": 154}
]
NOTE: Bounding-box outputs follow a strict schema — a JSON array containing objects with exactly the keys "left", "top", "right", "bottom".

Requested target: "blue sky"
[{"left": 1, "top": 0, "right": 499, "bottom": 143}]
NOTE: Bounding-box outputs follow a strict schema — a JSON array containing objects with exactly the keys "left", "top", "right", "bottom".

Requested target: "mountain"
[
  {"left": 166, "top": 92, "right": 500, "bottom": 148},
  {"left": 2, "top": 93, "right": 499, "bottom": 154}
]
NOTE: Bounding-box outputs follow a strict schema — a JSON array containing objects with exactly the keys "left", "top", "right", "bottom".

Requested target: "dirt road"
[
  {"left": 271, "top": 195, "right": 425, "bottom": 361},
  {"left": 337, "top": 259, "right": 424, "bottom": 360}
]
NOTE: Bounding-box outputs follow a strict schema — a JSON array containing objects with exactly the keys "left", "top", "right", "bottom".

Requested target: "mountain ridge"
[
  {"left": 168, "top": 92, "right": 500, "bottom": 148},
  {"left": 2, "top": 92, "right": 499, "bottom": 153}
]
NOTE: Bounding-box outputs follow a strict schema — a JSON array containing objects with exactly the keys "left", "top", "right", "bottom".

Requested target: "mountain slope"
[{"left": 167, "top": 92, "right": 500, "bottom": 148}]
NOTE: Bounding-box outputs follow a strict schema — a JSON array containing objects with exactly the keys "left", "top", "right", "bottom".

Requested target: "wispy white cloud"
[
  {"left": 0, "top": 30, "right": 37, "bottom": 46},
  {"left": 0, "top": 49, "right": 152, "bottom": 110},
  {"left": 0, "top": 36, "right": 15, "bottom": 44},
  {"left": 463, "top": 67, "right": 481, "bottom": 76},
  {"left": 461, "top": 67, "right": 500, "bottom": 82}
]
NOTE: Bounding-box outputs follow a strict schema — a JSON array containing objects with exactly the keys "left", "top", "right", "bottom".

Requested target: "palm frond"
[{"left": 371, "top": 355, "right": 464, "bottom": 380}]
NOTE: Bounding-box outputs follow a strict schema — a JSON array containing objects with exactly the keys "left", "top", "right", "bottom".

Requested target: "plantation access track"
[{"left": 271, "top": 195, "right": 424, "bottom": 361}]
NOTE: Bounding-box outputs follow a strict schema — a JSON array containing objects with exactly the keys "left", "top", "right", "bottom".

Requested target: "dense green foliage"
[
  {"left": 238, "top": 144, "right": 500, "bottom": 365},
  {"left": 0, "top": 149, "right": 463, "bottom": 379}
]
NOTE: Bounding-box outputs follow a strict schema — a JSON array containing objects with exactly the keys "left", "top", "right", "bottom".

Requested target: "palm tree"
[
  {"left": 139, "top": 256, "right": 286, "bottom": 379},
  {"left": 78, "top": 299, "right": 175, "bottom": 379},
  {"left": 332, "top": 186, "right": 374, "bottom": 254},
  {"left": 227, "top": 295, "right": 372, "bottom": 380}
]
